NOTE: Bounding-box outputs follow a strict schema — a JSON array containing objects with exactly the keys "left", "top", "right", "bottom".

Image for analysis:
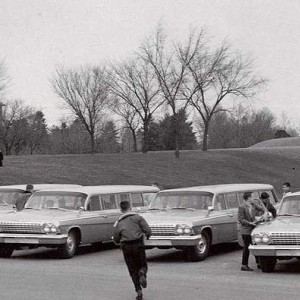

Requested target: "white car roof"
[
  {"left": 34, "top": 185, "right": 160, "bottom": 195},
  {"left": 159, "top": 183, "right": 274, "bottom": 194},
  {"left": 0, "top": 184, "right": 82, "bottom": 192}
]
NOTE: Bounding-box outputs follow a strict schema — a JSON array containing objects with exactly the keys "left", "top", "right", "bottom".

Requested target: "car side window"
[
  {"left": 101, "top": 194, "right": 117, "bottom": 210},
  {"left": 225, "top": 193, "right": 239, "bottom": 209},
  {"left": 87, "top": 196, "right": 101, "bottom": 211},
  {"left": 215, "top": 194, "right": 226, "bottom": 210},
  {"left": 131, "top": 193, "right": 143, "bottom": 207}
]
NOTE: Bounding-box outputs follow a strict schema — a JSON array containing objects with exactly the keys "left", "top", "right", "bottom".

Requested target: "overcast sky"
[{"left": 0, "top": 0, "right": 300, "bottom": 127}]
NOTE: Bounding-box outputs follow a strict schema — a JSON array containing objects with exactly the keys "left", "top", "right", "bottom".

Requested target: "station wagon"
[
  {"left": 0, "top": 184, "right": 82, "bottom": 212},
  {"left": 0, "top": 185, "right": 159, "bottom": 258},
  {"left": 142, "top": 183, "right": 278, "bottom": 261}
]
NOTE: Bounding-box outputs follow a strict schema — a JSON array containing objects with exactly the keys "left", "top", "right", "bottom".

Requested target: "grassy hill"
[
  {"left": 0, "top": 147, "right": 299, "bottom": 196},
  {"left": 251, "top": 137, "right": 300, "bottom": 148}
]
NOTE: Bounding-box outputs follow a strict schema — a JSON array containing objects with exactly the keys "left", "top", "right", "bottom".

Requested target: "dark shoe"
[
  {"left": 139, "top": 270, "right": 147, "bottom": 289},
  {"left": 241, "top": 265, "right": 254, "bottom": 271},
  {"left": 136, "top": 290, "right": 143, "bottom": 300},
  {"left": 257, "top": 264, "right": 261, "bottom": 269}
]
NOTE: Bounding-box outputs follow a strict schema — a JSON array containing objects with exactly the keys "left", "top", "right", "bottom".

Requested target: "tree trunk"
[
  {"left": 174, "top": 113, "right": 180, "bottom": 159},
  {"left": 142, "top": 123, "right": 149, "bottom": 153},
  {"left": 90, "top": 132, "right": 96, "bottom": 153},
  {"left": 202, "top": 122, "right": 209, "bottom": 151}
]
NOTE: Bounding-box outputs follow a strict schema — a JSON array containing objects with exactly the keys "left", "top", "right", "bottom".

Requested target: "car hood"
[
  {"left": 0, "top": 209, "right": 80, "bottom": 224},
  {"left": 141, "top": 209, "right": 208, "bottom": 225},
  {"left": 252, "top": 216, "right": 300, "bottom": 234}
]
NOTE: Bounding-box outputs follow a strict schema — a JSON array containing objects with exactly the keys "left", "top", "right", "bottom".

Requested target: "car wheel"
[
  {"left": 0, "top": 245, "right": 14, "bottom": 258},
  {"left": 58, "top": 231, "right": 77, "bottom": 259},
  {"left": 188, "top": 231, "right": 211, "bottom": 262},
  {"left": 259, "top": 256, "right": 276, "bottom": 273}
]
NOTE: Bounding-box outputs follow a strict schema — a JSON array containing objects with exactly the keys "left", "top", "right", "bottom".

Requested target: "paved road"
[{"left": 1, "top": 243, "right": 300, "bottom": 300}]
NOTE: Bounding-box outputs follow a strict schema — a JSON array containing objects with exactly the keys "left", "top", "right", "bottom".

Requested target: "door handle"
[
  {"left": 99, "top": 215, "right": 108, "bottom": 218},
  {"left": 228, "top": 214, "right": 234, "bottom": 217}
]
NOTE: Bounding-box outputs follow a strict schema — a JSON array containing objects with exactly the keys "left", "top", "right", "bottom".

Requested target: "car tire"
[
  {"left": 58, "top": 231, "right": 77, "bottom": 259},
  {"left": 188, "top": 231, "right": 211, "bottom": 262},
  {"left": 0, "top": 245, "right": 14, "bottom": 258},
  {"left": 259, "top": 256, "right": 276, "bottom": 273}
]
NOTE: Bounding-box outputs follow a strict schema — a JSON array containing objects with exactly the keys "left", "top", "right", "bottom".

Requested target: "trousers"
[{"left": 121, "top": 240, "right": 148, "bottom": 292}]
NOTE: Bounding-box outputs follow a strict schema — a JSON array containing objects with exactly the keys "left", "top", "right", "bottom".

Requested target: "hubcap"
[
  {"left": 67, "top": 234, "right": 75, "bottom": 252},
  {"left": 197, "top": 235, "right": 207, "bottom": 254}
]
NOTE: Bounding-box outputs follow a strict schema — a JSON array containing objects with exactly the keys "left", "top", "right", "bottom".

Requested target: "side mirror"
[
  {"left": 12, "top": 205, "right": 17, "bottom": 213},
  {"left": 78, "top": 206, "right": 84, "bottom": 214},
  {"left": 208, "top": 206, "right": 214, "bottom": 212}
]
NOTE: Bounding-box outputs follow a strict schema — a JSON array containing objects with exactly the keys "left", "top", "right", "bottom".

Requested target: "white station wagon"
[
  {"left": 0, "top": 185, "right": 159, "bottom": 258},
  {"left": 0, "top": 184, "right": 82, "bottom": 212},
  {"left": 142, "top": 183, "right": 278, "bottom": 261}
]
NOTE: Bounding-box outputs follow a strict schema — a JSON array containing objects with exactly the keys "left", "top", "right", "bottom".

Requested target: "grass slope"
[
  {"left": 251, "top": 137, "right": 300, "bottom": 148},
  {"left": 0, "top": 148, "right": 299, "bottom": 196}
]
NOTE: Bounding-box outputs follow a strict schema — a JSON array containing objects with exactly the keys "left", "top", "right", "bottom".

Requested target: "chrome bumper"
[
  {"left": 249, "top": 244, "right": 300, "bottom": 257},
  {"left": 144, "top": 235, "right": 201, "bottom": 247},
  {"left": 0, "top": 233, "right": 68, "bottom": 245}
]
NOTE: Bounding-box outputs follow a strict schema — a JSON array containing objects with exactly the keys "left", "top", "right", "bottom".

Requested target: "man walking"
[{"left": 113, "top": 200, "right": 151, "bottom": 300}]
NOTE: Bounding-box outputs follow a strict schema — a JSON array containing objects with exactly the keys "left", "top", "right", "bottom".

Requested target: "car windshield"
[
  {"left": 149, "top": 192, "right": 213, "bottom": 210},
  {"left": 278, "top": 195, "right": 300, "bottom": 216},
  {"left": 0, "top": 190, "right": 24, "bottom": 206},
  {"left": 25, "top": 192, "right": 87, "bottom": 210}
]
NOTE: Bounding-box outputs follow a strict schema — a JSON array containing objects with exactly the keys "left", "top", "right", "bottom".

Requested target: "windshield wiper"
[
  {"left": 148, "top": 208, "right": 166, "bottom": 211},
  {"left": 45, "top": 207, "right": 68, "bottom": 211},
  {"left": 169, "top": 207, "right": 195, "bottom": 211},
  {"left": 278, "top": 213, "right": 300, "bottom": 217}
]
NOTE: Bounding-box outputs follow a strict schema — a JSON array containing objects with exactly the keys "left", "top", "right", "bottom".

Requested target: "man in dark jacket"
[
  {"left": 113, "top": 201, "right": 151, "bottom": 300},
  {"left": 238, "top": 191, "right": 264, "bottom": 271},
  {"left": 260, "top": 192, "right": 277, "bottom": 218},
  {"left": 16, "top": 184, "right": 34, "bottom": 211}
]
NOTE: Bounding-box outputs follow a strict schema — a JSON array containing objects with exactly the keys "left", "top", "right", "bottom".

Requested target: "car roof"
[
  {"left": 0, "top": 184, "right": 82, "bottom": 192},
  {"left": 158, "top": 183, "right": 274, "bottom": 194},
  {"left": 34, "top": 185, "right": 160, "bottom": 194}
]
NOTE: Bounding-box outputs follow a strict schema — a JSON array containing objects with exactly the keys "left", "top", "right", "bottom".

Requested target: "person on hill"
[
  {"left": 113, "top": 200, "right": 151, "bottom": 300},
  {"left": 16, "top": 184, "right": 34, "bottom": 211},
  {"left": 0, "top": 150, "right": 3, "bottom": 167}
]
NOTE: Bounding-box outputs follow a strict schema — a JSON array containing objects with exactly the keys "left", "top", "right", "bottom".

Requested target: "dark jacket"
[
  {"left": 16, "top": 192, "right": 32, "bottom": 211},
  {"left": 113, "top": 212, "right": 151, "bottom": 245},
  {"left": 238, "top": 201, "right": 264, "bottom": 235},
  {"left": 261, "top": 200, "right": 277, "bottom": 218}
]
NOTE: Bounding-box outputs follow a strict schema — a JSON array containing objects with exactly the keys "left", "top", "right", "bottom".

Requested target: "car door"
[
  {"left": 78, "top": 195, "right": 113, "bottom": 243},
  {"left": 223, "top": 192, "right": 240, "bottom": 241},
  {"left": 210, "top": 193, "right": 237, "bottom": 243}
]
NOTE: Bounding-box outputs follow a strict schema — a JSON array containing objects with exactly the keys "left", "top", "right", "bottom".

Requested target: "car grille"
[
  {"left": 271, "top": 233, "right": 300, "bottom": 245},
  {"left": 0, "top": 222, "right": 43, "bottom": 234},
  {"left": 150, "top": 225, "right": 176, "bottom": 236}
]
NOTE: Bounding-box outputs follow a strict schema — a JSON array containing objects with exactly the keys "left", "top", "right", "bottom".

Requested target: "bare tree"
[
  {"left": 0, "top": 60, "right": 8, "bottom": 94},
  {"left": 109, "top": 57, "right": 162, "bottom": 153},
  {"left": 0, "top": 99, "right": 32, "bottom": 155},
  {"left": 138, "top": 26, "right": 200, "bottom": 158},
  {"left": 112, "top": 100, "right": 140, "bottom": 152},
  {"left": 50, "top": 65, "right": 110, "bottom": 153},
  {"left": 179, "top": 33, "right": 267, "bottom": 151}
]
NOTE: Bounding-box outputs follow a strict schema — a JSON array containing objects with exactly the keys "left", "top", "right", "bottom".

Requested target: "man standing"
[
  {"left": 282, "top": 182, "right": 291, "bottom": 199},
  {"left": 16, "top": 184, "right": 34, "bottom": 211},
  {"left": 238, "top": 191, "right": 264, "bottom": 271},
  {"left": 260, "top": 192, "right": 277, "bottom": 218},
  {"left": 113, "top": 200, "right": 151, "bottom": 300}
]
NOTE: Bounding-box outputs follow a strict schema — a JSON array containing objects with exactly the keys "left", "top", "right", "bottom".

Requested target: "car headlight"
[
  {"left": 252, "top": 234, "right": 262, "bottom": 244},
  {"left": 175, "top": 224, "right": 193, "bottom": 235},
  {"left": 42, "top": 223, "right": 59, "bottom": 234},
  {"left": 252, "top": 233, "right": 271, "bottom": 244},
  {"left": 261, "top": 233, "right": 271, "bottom": 244}
]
